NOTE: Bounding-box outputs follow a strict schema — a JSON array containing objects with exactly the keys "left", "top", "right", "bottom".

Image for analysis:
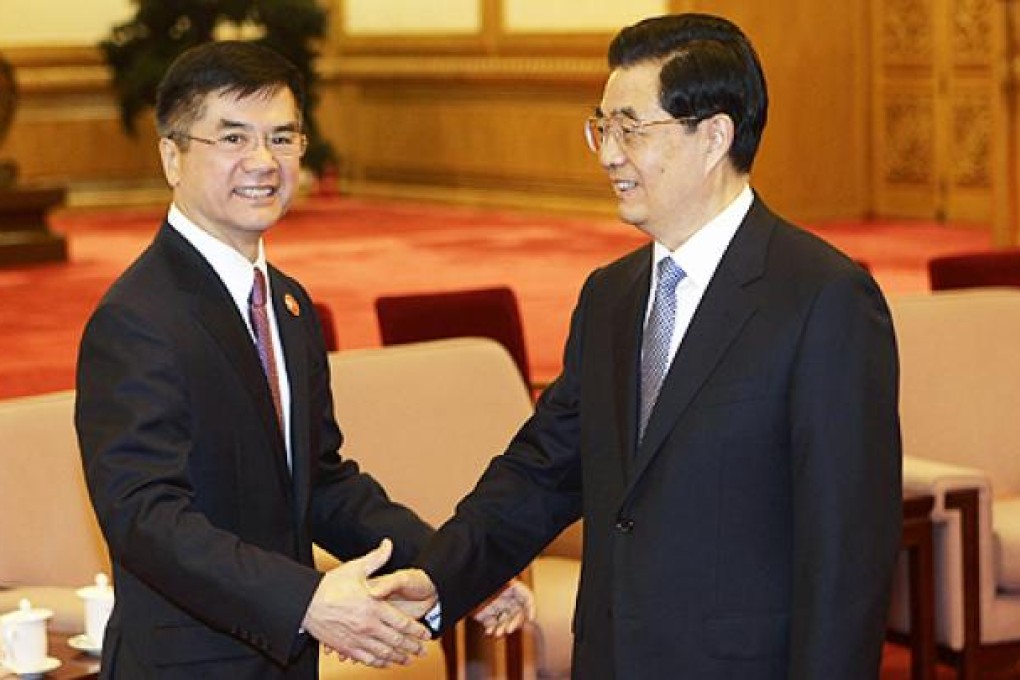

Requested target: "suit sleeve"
[
  {"left": 75, "top": 301, "right": 321, "bottom": 665},
  {"left": 787, "top": 271, "right": 902, "bottom": 679},
  {"left": 294, "top": 282, "right": 434, "bottom": 569},
  {"left": 411, "top": 273, "right": 596, "bottom": 629}
]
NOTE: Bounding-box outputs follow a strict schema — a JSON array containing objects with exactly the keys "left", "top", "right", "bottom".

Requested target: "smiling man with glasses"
[
  {"left": 73, "top": 40, "right": 534, "bottom": 678},
  {"left": 380, "top": 13, "right": 903, "bottom": 680}
]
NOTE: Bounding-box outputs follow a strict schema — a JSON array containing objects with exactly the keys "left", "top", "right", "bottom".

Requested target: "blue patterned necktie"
[{"left": 639, "top": 257, "right": 686, "bottom": 442}]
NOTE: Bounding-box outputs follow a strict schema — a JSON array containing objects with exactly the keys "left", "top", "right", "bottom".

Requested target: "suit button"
[{"left": 615, "top": 518, "right": 634, "bottom": 533}]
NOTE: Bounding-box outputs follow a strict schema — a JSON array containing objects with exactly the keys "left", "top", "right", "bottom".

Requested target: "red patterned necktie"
[{"left": 249, "top": 268, "right": 283, "bottom": 430}]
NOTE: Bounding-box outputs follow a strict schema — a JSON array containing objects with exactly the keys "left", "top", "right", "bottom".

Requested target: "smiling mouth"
[
  {"left": 234, "top": 186, "right": 277, "bottom": 199},
  {"left": 612, "top": 179, "right": 638, "bottom": 195}
]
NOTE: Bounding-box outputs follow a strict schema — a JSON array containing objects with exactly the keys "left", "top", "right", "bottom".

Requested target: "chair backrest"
[
  {"left": 313, "top": 301, "right": 340, "bottom": 352},
  {"left": 0, "top": 391, "right": 109, "bottom": 587},
  {"left": 375, "top": 287, "right": 532, "bottom": 388},
  {"left": 928, "top": 249, "right": 1020, "bottom": 290},
  {"left": 890, "top": 289, "right": 1020, "bottom": 494},
  {"left": 327, "top": 338, "right": 532, "bottom": 526}
]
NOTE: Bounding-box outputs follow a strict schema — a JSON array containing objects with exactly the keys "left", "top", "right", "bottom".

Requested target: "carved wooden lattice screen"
[{"left": 871, "top": 0, "right": 1007, "bottom": 230}]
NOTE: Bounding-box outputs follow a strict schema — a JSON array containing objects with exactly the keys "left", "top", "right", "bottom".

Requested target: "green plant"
[{"left": 100, "top": 0, "right": 336, "bottom": 175}]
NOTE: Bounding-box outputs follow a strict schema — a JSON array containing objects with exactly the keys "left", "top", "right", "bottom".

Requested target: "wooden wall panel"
[
  {"left": 324, "top": 1, "right": 872, "bottom": 221},
  {"left": 0, "top": 3, "right": 873, "bottom": 221},
  {"left": 2, "top": 47, "right": 166, "bottom": 206},
  {"left": 687, "top": 0, "right": 871, "bottom": 221},
  {"left": 317, "top": 58, "right": 608, "bottom": 209}
]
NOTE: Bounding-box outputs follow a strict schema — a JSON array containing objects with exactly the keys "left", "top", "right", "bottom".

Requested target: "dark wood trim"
[
  {"left": 902, "top": 493, "right": 937, "bottom": 680},
  {"left": 945, "top": 488, "right": 982, "bottom": 680}
]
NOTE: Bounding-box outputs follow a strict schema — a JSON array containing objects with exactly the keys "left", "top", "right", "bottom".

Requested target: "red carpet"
[
  {"left": 0, "top": 195, "right": 990, "bottom": 401},
  {"left": 0, "top": 195, "right": 985, "bottom": 677}
]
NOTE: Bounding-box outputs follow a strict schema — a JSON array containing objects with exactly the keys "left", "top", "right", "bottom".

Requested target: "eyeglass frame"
[
  {"left": 583, "top": 114, "right": 703, "bottom": 154},
  {"left": 168, "top": 129, "right": 309, "bottom": 159}
]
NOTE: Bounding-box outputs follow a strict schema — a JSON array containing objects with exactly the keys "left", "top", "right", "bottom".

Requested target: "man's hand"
[
  {"left": 302, "top": 539, "right": 430, "bottom": 668},
  {"left": 472, "top": 579, "right": 535, "bottom": 636},
  {"left": 369, "top": 567, "right": 438, "bottom": 621}
]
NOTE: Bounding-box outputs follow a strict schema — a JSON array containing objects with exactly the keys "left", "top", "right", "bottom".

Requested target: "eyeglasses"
[
  {"left": 583, "top": 115, "right": 700, "bottom": 153},
  {"left": 170, "top": 130, "right": 308, "bottom": 158}
]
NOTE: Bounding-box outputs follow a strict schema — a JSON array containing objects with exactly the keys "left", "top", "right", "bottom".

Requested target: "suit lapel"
[
  {"left": 610, "top": 250, "right": 652, "bottom": 475},
  {"left": 270, "top": 269, "right": 313, "bottom": 523},
  {"left": 626, "top": 199, "right": 774, "bottom": 489},
  {"left": 159, "top": 226, "right": 293, "bottom": 495}
]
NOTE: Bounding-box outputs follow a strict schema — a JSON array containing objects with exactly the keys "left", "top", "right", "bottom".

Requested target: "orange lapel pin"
[{"left": 284, "top": 294, "right": 300, "bottom": 317}]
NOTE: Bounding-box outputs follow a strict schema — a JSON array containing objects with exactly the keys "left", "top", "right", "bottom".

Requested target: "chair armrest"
[
  {"left": 903, "top": 456, "right": 992, "bottom": 514},
  {"left": 900, "top": 456, "right": 994, "bottom": 650}
]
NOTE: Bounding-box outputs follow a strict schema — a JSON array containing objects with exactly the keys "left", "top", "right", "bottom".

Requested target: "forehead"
[
  {"left": 193, "top": 87, "right": 300, "bottom": 126},
  {"left": 600, "top": 61, "right": 665, "bottom": 117}
]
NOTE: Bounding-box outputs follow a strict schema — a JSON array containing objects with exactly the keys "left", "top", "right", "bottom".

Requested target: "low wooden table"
[
  {"left": 901, "top": 493, "right": 937, "bottom": 680},
  {"left": 43, "top": 632, "right": 100, "bottom": 679}
]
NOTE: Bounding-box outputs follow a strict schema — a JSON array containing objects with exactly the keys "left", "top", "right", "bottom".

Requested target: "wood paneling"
[
  {"left": 0, "top": 4, "right": 876, "bottom": 222},
  {"left": 324, "top": 1, "right": 873, "bottom": 222},
  {"left": 317, "top": 55, "right": 608, "bottom": 212},
  {"left": 1, "top": 46, "right": 165, "bottom": 205}
]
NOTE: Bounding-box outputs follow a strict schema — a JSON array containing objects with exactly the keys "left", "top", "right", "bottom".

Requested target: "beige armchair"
[
  {"left": 327, "top": 338, "right": 536, "bottom": 679},
  {"left": 886, "top": 289, "right": 1020, "bottom": 678},
  {"left": 0, "top": 390, "right": 108, "bottom": 633},
  {"left": 527, "top": 523, "right": 581, "bottom": 680}
]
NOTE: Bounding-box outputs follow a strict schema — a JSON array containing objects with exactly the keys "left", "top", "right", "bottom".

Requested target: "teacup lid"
[
  {"left": 0, "top": 598, "right": 53, "bottom": 623},
  {"left": 76, "top": 572, "right": 114, "bottom": 601}
]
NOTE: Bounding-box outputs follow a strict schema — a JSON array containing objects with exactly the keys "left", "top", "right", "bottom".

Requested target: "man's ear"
[
  {"left": 704, "top": 113, "right": 735, "bottom": 170},
  {"left": 159, "top": 136, "right": 181, "bottom": 188}
]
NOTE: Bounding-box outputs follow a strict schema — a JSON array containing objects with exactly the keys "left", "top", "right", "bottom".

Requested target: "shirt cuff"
[{"left": 423, "top": 603, "right": 442, "bottom": 634}]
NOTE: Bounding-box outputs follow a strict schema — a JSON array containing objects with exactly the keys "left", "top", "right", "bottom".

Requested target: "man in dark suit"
[
  {"left": 383, "top": 13, "right": 903, "bottom": 679},
  {"left": 75, "top": 41, "right": 445, "bottom": 678}
]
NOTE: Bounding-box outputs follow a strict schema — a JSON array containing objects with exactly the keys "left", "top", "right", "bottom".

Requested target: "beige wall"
[
  {"left": 0, "top": 0, "right": 133, "bottom": 46},
  {"left": 502, "top": 0, "right": 667, "bottom": 33},
  {"left": 343, "top": 0, "right": 481, "bottom": 35}
]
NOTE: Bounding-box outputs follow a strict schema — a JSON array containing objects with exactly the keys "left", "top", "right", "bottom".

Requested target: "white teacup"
[
  {"left": 0, "top": 599, "right": 52, "bottom": 673},
  {"left": 76, "top": 573, "right": 114, "bottom": 648}
]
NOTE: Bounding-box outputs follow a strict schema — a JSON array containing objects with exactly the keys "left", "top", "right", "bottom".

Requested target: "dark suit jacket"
[
  {"left": 75, "top": 223, "right": 432, "bottom": 679},
  {"left": 416, "top": 197, "right": 902, "bottom": 679}
]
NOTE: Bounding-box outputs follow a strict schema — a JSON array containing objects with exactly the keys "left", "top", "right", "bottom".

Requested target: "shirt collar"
[
  {"left": 166, "top": 203, "right": 269, "bottom": 313},
  {"left": 652, "top": 184, "right": 753, "bottom": 288}
]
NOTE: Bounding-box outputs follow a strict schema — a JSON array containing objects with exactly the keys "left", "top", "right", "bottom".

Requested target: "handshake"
[{"left": 301, "top": 539, "right": 535, "bottom": 668}]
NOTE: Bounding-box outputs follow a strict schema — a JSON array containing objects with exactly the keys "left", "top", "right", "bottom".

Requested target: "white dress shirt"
[
  {"left": 167, "top": 204, "right": 293, "bottom": 467},
  {"left": 645, "top": 185, "right": 753, "bottom": 368}
]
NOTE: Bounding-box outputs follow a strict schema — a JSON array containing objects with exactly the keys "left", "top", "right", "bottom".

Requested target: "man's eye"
[
  {"left": 219, "top": 133, "right": 248, "bottom": 146},
  {"left": 618, "top": 124, "right": 638, "bottom": 137},
  {"left": 271, "top": 134, "right": 296, "bottom": 147}
]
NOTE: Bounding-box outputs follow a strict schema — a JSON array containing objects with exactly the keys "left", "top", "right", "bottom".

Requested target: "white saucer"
[
  {"left": 67, "top": 633, "right": 102, "bottom": 656},
  {"left": 2, "top": 656, "right": 61, "bottom": 678}
]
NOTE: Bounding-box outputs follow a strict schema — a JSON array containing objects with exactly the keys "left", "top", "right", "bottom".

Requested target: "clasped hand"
[
  {"left": 370, "top": 565, "right": 535, "bottom": 637},
  {"left": 302, "top": 539, "right": 431, "bottom": 668},
  {"left": 303, "top": 538, "right": 535, "bottom": 668}
]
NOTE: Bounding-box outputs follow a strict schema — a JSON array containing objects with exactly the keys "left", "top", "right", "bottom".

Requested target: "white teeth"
[
  {"left": 235, "top": 187, "right": 275, "bottom": 199},
  {"left": 614, "top": 180, "right": 637, "bottom": 191}
]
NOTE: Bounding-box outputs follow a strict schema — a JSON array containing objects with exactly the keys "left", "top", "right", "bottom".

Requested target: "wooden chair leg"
[
  {"left": 505, "top": 629, "right": 523, "bottom": 680},
  {"left": 440, "top": 628, "right": 458, "bottom": 680},
  {"left": 946, "top": 489, "right": 982, "bottom": 680}
]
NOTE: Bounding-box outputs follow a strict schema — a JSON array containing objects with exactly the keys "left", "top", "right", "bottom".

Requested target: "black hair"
[
  {"left": 608, "top": 14, "right": 768, "bottom": 173},
  {"left": 155, "top": 41, "right": 305, "bottom": 138}
]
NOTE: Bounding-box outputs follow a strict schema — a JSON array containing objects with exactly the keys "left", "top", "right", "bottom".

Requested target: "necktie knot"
[
  {"left": 251, "top": 268, "right": 268, "bottom": 308},
  {"left": 656, "top": 256, "right": 685, "bottom": 296}
]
